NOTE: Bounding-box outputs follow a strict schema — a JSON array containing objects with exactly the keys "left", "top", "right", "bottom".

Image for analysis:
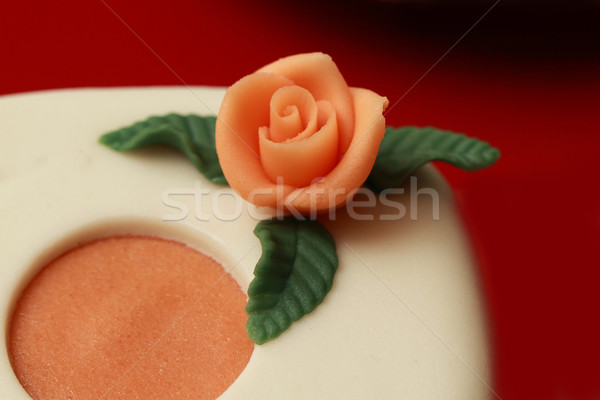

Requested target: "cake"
[{"left": 0, "top": 86, "right": 491, "bottom": 399}]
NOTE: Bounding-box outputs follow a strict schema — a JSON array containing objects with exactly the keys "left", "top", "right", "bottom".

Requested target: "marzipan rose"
[{"left": 215, "top": 52, "right": 389, "bottom": 215}]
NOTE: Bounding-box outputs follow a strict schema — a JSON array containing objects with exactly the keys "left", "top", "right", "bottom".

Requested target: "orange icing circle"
[{"left": 9, "top": 236, "right": 253, "bottom": 400}]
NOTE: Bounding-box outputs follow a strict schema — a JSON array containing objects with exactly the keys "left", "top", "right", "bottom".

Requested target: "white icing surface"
[{"left": 0, "top": 87, "right": 491, "bottom": 399}]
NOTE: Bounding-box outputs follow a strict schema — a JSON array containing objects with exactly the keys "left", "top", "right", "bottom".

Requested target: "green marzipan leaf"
[
  {"left": 246, "top": 218, "right": 338, "bottom": 345},
  {"left": 366, "top": 126, "right": 500, "bottom": 192},
  {"left": 99, "top": 113, "right": 227, "bottom": 185}
]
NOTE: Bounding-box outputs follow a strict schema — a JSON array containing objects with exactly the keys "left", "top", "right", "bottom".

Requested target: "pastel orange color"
[
  {"left": 215, "top": 52, "right": 389, "bottom": 215},
  {"left": 9, "top": 237, "right": 253, "bottom": 400}
]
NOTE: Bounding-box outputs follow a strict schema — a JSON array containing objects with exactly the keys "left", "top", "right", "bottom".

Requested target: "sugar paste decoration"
[{"left": 100, "top": 52, "right": 499, "bottom": 344}]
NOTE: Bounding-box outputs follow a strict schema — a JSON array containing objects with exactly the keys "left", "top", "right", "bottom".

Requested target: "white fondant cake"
[{"left": 0, "top": 88, "right": 491, "bottom": 399}]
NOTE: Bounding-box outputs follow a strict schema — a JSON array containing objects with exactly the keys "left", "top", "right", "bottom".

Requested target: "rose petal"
[
  {"left": 269, "top": 104, "right": 302, "bottom": 142},
  {"left": 286, "top": 88, "right": 389, "bottom": 213},
  {"left": 268, "top": 85, "right": 318, "bottom": 143},
  {"left": 217, "top": 55, "right": 389, "bottom": 214},
  {"left": 259, "top": 100, "right": 338, "bottom": 188},
  {"left": 257, "top": 53, "right": 355, "bottom": 154},
  {"left": 216, "top": 72, "right": 297, "bottom": 204}
]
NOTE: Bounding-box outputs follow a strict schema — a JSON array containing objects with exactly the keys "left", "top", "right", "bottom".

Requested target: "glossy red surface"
[{"left": 2, "top": 1, "right": 599, "bottom": 398}]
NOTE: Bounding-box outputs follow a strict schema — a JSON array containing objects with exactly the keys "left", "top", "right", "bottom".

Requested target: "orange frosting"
[
  {"left": 216, "top": 52, "right": 389, "bottom": 215},
  {"left": 9, "top": 236, "right": 253, "bottom": 400}
]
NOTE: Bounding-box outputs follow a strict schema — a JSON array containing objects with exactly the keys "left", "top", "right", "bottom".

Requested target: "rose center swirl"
[{"left": 258, "top": 85, "right": 339, "bottom": 187}]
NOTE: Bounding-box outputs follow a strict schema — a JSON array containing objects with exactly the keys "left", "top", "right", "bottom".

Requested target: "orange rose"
[{"left": 215, "top": 52, "right": 389, "bottom": 215}]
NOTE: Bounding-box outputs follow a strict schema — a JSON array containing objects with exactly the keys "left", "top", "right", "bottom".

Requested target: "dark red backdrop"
[{"left": 2, "top": 1, "right": 599, "bottom": 398}]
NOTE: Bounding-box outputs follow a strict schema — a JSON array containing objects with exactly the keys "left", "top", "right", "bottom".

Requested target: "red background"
[{"left": 2, "top": 0, "right": 599, "bottom": 398}]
